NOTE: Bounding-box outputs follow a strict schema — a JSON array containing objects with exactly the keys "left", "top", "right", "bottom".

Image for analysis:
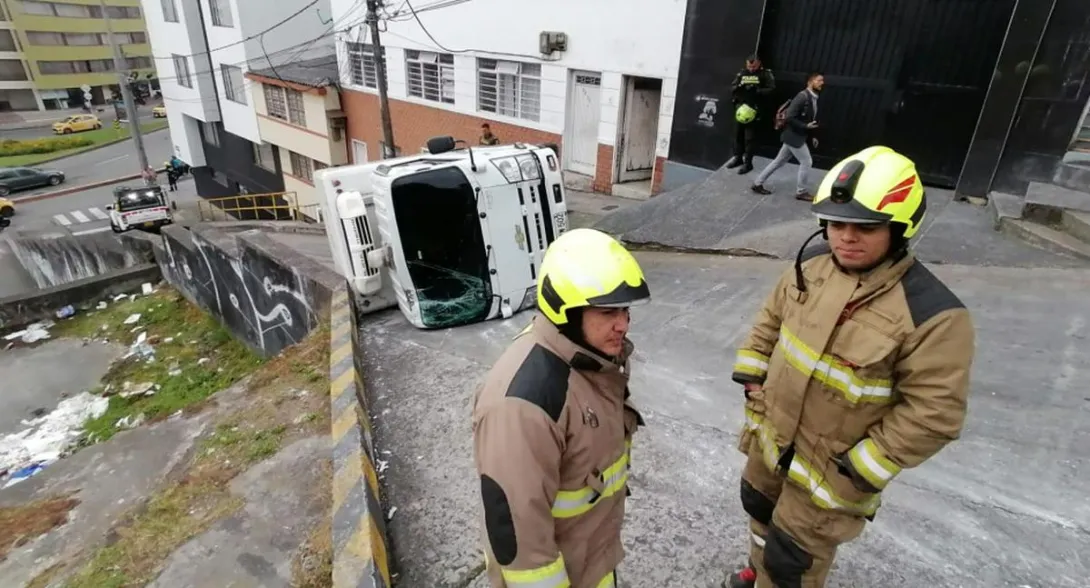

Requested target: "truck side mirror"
[{"left": 426, "top": 136, "right": 456, "bottom": 154}]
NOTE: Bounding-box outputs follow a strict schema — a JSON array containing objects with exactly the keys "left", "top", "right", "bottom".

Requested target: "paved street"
[
  {"left": 7, "top": 127, "right": 175, "bottom": 201},
  {"left": 2, "top": 110, "right": 159, "bottom": 141},
  {"left": 361, "top": 253, "right": 1090, "bottom": 588}
]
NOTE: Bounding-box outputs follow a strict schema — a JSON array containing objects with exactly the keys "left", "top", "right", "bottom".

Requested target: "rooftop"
[{"left": 248, "top": 53, "right": 339, "bottom": 89}]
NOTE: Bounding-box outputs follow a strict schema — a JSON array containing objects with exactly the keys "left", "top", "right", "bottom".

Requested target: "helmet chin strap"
[
  {"left": 558, "top": 308, "right": 615, "bottom": 361},
  {"left": 795, "top": 222, "right": 910, "bottom": 290}
]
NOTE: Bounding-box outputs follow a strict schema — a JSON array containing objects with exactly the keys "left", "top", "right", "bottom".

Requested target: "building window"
[
  {"left": 202, "top": 121, "right": 220, "bottom": 147},
  {"left": 65, "top": 33, "right": 98, "bottom": 46},
  {"left": 477, "top": 58, "right": 541, "bottom": 122},
  {"left": 253, "top": 142, "right": 276, "bottom": 172},
  {"left": 126, "top": 56, "right": 152, "bottom": 69},
  {"left": 0, "top": 31, "right": 15, "bottom": 52},
  {"left": 20, "top": 1, "right": 54, "bottom": 16},
  {"left": 161, "top": 0, "right": 178, "bottom": 22},
  {"left": 173, "top": 54, "right": 191, "bottom": 88},
  {"left": 286, "top": 89, "right": 306, "bottom": 126},
  {"left": 289, "top": 151, "right": 314, "bottom": 183},
  {"left": 264, "top": 85, "right": 287, "bottom": 119},
  {"left": 406, "top": 50, "right": 454, "bottom": 104},
  {"left": 25, "top": 31, "right": 64, "bottom": 45},
  {"left": 210, "top": 0, "right": 233, "bottom": 27},
  {"left": 347, "top": 43, "right": 384, "bottom": 89},
  {"left": 221, "top": 64, "right": 246, "bottom": 104},
  {"left": 0, "top": 59, "right": 28, "bottom": 81}
]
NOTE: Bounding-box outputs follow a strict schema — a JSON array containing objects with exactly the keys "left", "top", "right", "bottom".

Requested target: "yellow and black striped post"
[{"left": 329, "top": 287, "right": 393, "bottom": 587}]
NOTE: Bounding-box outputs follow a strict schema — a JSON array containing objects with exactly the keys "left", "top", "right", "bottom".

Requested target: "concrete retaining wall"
[
  {"left": 4, "top": 227, "right": 154, "bottom": 288},
  {"left": 152, "top": 222, "right": 343, "bottom": 357},
  {"left": 0, "top": 263, "right": 162, "bottom": 330}
]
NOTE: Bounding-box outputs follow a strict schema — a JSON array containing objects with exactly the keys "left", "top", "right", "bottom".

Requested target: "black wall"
[
  {"left": 668, "top": 0, "right": 765, "bottom": 169},
  {"left": 193, "top": 121, "right": 285, "bottom": 199},
  {"left": 991, "top": 0, "right": 1090, "bottom": 194}
]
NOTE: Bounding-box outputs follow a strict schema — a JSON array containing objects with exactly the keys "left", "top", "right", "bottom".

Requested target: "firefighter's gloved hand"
[{"left": 834, "top": 454, "right": 881, "bottom": 494}]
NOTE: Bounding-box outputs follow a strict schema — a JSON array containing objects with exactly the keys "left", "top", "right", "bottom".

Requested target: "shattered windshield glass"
[{"left": 390, "top": 166, "right": 492, "bottom": 328}]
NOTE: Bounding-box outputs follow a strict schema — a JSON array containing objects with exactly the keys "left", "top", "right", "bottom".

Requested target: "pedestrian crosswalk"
[{"left": 53, "top": 207, "right": 110, "bottom": 226}]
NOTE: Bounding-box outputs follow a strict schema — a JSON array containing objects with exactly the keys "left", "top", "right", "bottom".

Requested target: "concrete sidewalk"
[
  {"left": 596, "top": 159, "right": 1090, "bottom": 269},
  {"left": 358, "top": 253, "right": 1090, "bottom": 588}
]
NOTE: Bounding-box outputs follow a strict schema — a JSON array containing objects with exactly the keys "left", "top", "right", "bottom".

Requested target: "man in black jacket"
[
  {"left": 751, "top": 72, "right": 824, "bottom": 201},
  {"left": 726, "top": 55, "right": 776, "bottom": 175}
]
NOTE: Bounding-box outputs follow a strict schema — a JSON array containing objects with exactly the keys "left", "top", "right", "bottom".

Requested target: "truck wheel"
[
  {"left": 111, "top": 224, "right": 122, "bottom": 233},
  {"left": 0, "top": 206, "right": 13, "bottom": 218}
]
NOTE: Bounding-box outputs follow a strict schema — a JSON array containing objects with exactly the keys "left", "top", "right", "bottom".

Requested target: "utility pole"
[
  {"left": 100, "top": 0, "right": 149, "bottom": 172},
  {"left": 366, "top": 0, "right": 396, "bottom": 158}
]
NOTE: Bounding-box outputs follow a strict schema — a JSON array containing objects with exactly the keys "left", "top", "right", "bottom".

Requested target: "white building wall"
[
  {"left": 141, "top": 0, "right": 221, "bottom": 165},
  {"left": 330, "top": 0, "right": 685, "bottom": 157}
]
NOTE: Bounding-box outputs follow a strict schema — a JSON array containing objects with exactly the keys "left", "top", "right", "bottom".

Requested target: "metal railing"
[{"left": 195, "top": 191, "right": 322, "bottom": 224}]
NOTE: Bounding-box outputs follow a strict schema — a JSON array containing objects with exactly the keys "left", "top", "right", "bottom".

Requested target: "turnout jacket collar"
[{"left": 530, "top": 313, "right": 634, "bottom": 377}]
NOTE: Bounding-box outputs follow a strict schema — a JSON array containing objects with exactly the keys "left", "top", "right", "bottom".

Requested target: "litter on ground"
[
  {"left": 0, "top": 392, "right": 109, "bottom": 488},
  {"left": 123, "top": 313, "right": 142, "bottom": 325}
]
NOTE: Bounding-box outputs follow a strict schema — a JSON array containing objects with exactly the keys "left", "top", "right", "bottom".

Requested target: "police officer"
[
  {"left": 473, "top": 228, "right": 649, "bottom": 588},
  {"left": 727, "top": 55, "right": 776, "bottom": 175},
  {"left": 724, "top": 146, "right": 976, "bottom": 587}
]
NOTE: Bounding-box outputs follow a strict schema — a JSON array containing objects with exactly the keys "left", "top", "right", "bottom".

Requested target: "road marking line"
[
  {"left": 99, "top": 155, "right": 128, "bottom": 165},
  {"left": 53, "top": 213, "right": 72, "bottom": 226},
  {"left": 71, "top": 226, "right": 112, "bottom": 236},
  {"left": 89, "top": 207, "right": 109, "bottom": 220},
  {"left": 70, "top": 210, "right": 91, "bottom": 223}
]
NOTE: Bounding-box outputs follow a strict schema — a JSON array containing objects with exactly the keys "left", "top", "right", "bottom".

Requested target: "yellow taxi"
[
  {"left": 52, "top": 114, "right": 102, "bottom": 134},
  {"left": 152, "top": 105, "right": 167, "bottom": 118}
]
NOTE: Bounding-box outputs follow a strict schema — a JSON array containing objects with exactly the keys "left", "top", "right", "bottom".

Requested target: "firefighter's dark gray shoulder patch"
[
  {"left": 505, "top": 344, "right": 570, "bottom": 422},
  {"left": 900, "top": 261, "right": 965, "bottom": 328}
]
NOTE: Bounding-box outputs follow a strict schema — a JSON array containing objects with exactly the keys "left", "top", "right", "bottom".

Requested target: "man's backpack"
[{"left": 773, "top": 99, "right": 791, "bottom": 131}]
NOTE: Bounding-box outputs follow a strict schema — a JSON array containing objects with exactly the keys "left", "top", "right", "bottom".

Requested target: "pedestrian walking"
[
  {"left": 751, "top": 72, "right": 824, "bottom": 201},
  {"left": 141, "top": 165, "right": 157, "bottom": 186},
  {"left": 472, "top": 228, "right": 649, "bottom": 588},
  {"left": 724, "top": 146, "right": 976, "bottom": 588},
  {"left": 726, "top": 55, "right": 776, "bottom": 175}
]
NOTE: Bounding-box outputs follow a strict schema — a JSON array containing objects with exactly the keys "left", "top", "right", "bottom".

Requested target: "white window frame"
[
  {"left": 264, "top": 84, "right": 287, "bottom": 119},
  {"left": 202, "top": 121, "right": 220, "bottom": 146},
  {"left": 286, "top": 88, "right": 306, "bottom": 126},
  {"left": 352, "top": 139, "right": 368, "bottom": 164},
  {"left": 160, "top": 0, "right": 178, "bottom": 22},
  {"left": 477, "top": 58, "right": 541, "bottom": 122},
  {"left": 172, "top": 54, "right": 191, "bottom": 88},
  {"left": 289, "top": 150, "right": 313, "bottom": 183},
  {"left": 405, "top": 50, "right": 454, "bottom": 104},
  {"left": 209, "top": 0, "right": 232, "bottom": 27},
  {"left": 253, "top": 142, "right": 276, "bottom": 172},
  {"left": 347, "top": 43, "right": 384, "bottom": 89},
  {"left": 221, "top": 64, "right": 246, "bottom": 104}
]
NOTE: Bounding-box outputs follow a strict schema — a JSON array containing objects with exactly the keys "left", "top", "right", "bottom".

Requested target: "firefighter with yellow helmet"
[
  {"left": 472, "top": 228, "right": 649, "bottom": 587},
  {"left": 724, "top": 146, "right": 976, "bottom": 587}
]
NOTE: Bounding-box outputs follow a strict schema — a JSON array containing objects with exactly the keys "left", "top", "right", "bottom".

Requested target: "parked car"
[
  {"left": 152, "top": 105, "right": 166, "bottom": 118},
  {"left": 52, "top": 114, "right": 101, "bottom": 134},
  {"left": 0, "top": 195, "right": 14, "bottom": 217},
  {"left": 0, "top": 167, "right": 66, "bottom": 196}
]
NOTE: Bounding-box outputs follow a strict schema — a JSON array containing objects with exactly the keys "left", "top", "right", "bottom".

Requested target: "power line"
[
  {"left": 396, "top": 0, "right": 545, "bottom": 61},
  {"left": 149, "top": 0, "right": 322, "bottom": 61}
]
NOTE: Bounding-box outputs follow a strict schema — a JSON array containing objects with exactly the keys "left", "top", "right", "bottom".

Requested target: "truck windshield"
[
  {"left": 116, "top": 188, "right": 163, "bottom": 212},
  {"left": 390, "top": 166, "right": 492, "bottom": 328}
]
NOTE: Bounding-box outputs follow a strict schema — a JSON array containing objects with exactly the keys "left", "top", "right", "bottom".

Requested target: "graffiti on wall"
[{"left": 160, "top": 230, "right": 319, "bottom": 356}]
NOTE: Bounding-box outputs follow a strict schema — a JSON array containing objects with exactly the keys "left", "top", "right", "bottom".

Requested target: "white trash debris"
[
  {"left": 0, "top": 392, "right": 109, "bottom": 488},
  {"left": 113, "top": 293, "right": 128, "bottom": 302},
  {"left": 115, "top": 413, "right": 146, "bottom": 430},
  {"left": 119, "top": 382, "right": 155, "bottom": 399},
  {"left": 123, "top": 313, "right": 141, "bottom": 325},
  {"left": 97, "top": 301, "right": 108, "bottom": 310},
  {"left": 197, "top": 358, "right": 210, "bottom": 365},
  {"left": 141, "top": 283, "right": 154, "bottom": 295}
]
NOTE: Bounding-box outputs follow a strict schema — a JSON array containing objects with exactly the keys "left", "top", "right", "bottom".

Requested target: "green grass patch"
[
  {"left": 55, "top": 288, "right": 263, "bottom": 445},
  {"left": 0, "top": 120, "right": 169, "bottom": 167}
]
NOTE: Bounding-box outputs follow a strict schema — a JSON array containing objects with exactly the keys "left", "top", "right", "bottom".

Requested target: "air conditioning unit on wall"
[{"left": 539, "top": 31, "right": 567, "bottom": 59}]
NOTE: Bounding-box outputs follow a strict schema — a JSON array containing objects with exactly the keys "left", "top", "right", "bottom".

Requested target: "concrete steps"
[{"left": 989, "top": 182, "right": 1090, "bottom": 260}]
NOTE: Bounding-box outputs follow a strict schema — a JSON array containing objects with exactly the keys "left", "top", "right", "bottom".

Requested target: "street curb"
[
  {"left": 329, "top": 287, "right": 393, "bottom": 588},
  {"left": 2, "top": 125, "right": 169, "bottom": 173}
]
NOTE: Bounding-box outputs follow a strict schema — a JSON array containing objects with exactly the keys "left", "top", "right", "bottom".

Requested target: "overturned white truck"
[{"left": 315, "top": 136, "right": 570, "bottom": 329}]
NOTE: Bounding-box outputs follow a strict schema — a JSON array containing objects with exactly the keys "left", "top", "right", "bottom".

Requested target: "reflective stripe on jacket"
[
  {"left": 473, "top": 314, "right": 643, "bottom": 588},
  {"left": 732, "top": 244, "right": 975, "bottom": 516}
]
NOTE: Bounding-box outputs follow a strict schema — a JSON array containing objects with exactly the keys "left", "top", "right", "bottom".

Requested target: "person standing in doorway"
[
  {"left": 751, "top": 72, "right": 824, "bottom": 201},
  {"left": 726, "top": 55, "right": 776, "bottom": 175},
  {"left": 480, "top": 123, "right": 501, "bottom": 146}
]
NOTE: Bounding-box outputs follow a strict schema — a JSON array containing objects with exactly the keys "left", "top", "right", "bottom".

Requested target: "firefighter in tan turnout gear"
[
  {"left": 724, "top": 146, "right": 976, "bottom": 588},
  {"left": 473, "top": 228, "right": 649, "bottom": 588}
]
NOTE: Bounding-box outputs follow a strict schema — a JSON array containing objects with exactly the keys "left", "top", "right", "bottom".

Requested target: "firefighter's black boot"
[
  {"left": 738, "top": 156, "right": 754, "bottom": 175},
  {"left": 722, "top": 564, "right": 757, "bottom": 588},
  {"left": 725, "top": 155, "right": 743, "bottom": 169}
]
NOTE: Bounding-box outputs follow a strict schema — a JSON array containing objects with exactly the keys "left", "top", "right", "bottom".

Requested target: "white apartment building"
[
  {"left": 330, "top": 0, "right": 687, "bottom": 197},
  {"left": 141, "top": 0, "right": 333, "bottom": 198}
]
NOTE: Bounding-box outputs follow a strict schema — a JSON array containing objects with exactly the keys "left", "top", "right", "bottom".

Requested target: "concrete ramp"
[
  {"left": 596, "top": 162, "right": 1090, "bottom": 268},
  {"left": 4, "top": 227, "right": 153, "bottom": 289}
]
